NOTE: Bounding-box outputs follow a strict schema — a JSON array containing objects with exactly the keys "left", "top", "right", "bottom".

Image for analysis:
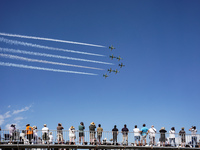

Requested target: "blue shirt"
[{"left": 141, "top": 127, "right": 148, "bottom": 136}]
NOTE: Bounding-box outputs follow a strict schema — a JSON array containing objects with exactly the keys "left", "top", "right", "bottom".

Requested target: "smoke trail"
[
  {"left": 0, "top": 47, "right": 113, "bottom": 65},
  {"left": 0, "top": 32, "right": 105, "bottom": 48},
  {"left": 0, "top": 61, "right": 97, "bottom": 76},
  {"left": 0, "top": 53, "right": 103, "bottom": 70},
  {"left": 0, "top": 37, "right": 104, "bottom": 57}
]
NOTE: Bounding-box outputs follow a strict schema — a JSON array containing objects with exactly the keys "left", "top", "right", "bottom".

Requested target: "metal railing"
[{"left": 0, "top": 129, "right": 200, "bottom": 148}]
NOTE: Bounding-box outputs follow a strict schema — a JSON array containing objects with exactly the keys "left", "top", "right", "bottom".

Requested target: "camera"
[{"left": 192, "top": 126, "right": 196, "bottom": 129}]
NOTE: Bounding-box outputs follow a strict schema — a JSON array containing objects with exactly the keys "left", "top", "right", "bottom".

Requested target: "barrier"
[{"left": 0, "top": 129, "right": 200, "bottom": 148}]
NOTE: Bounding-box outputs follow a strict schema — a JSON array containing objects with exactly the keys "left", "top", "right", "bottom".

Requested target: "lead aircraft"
[{"left": 119, "top": 63, "right": 125, "bottom": 68}]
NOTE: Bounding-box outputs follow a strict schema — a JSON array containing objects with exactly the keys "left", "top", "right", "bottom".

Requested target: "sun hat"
[
  {"left": 90, "top": 122, "right": 95, "bottom": 125},
  {"left": 70, "top": 126, "right": 75, "bottom": 129}
]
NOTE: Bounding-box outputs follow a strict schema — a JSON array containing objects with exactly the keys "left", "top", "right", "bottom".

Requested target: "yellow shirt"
[{"left": 97, "top": 127, "right": 103, "bottom": 135}]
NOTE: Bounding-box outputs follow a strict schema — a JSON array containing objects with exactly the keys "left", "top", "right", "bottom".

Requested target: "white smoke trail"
[
  {"left": 0, "top": 32, "right": 105, "bottom": 48},
  {"left": 0, "top": 37, "right": 104, "bottom": 57},
  {"left": 0, "top": 47, "right": 113, "bottom": 65},
  {"left": 0, "top": 61, "right": 97, "bottom": 76},
  {"left": 0, "top": 53, "right": 103, "bottom": 70}
]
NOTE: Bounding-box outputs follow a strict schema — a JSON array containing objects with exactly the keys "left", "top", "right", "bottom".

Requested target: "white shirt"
[
  {"left": 9, "top": 126, "right": 15, "bottom": 136},
  {"left": 20, "top": 132, "right": 25, "bottom": 138},
  {"left": 69, "top": 128, "right": 76, "bottom": 138},
  {"left": 169, "top": 130, "right": 175, "bottom": 138},
  {"left": 191, "top": 129, "right": 197, "bottom": 136},
  {"left": 49, "top": 135, "right": 54, "bottom": 142},
  {"left": 33, "top": 129, "right": 38, "bottom": 137},
  {"left": 133, "top": 128, "right": 140, "bottom": 136},
  {"left": 42, "top": 127, "right": 49, "bottom": 134},
  {"left": 149, "top": 127, "right": 156, "bottom": 137}
]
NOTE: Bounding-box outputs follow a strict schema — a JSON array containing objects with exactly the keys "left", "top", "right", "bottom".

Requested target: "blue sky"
[{"left": 0, "top": 0, "right": 200, "bottom": 133}]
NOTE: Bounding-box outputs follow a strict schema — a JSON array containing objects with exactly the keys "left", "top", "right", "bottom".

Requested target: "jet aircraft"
[
  {"left": 117, "top": 56, "right": 122, "bottom": 61},
  {"left": 109, "top": 54, "right": 116, "bottom": 60},
  {"left": 109, "top": 45, "right": 115, "bottom": 51},
  {"left": 103, "top": 73, "right": 108, "bottom": 79},
  {"left": 119, "top": 63, "right": 125, "bottom": 68},
  {"left": 113, "top": 69, "right": 119, "bottom": 74},
  {"left": 108, "top": 68, "right": 113, "bottom": 73}
]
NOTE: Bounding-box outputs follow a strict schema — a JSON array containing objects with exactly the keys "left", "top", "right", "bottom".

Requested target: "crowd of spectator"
[{"left": 0, "top": 123, "right": 199, "bottom": 148}]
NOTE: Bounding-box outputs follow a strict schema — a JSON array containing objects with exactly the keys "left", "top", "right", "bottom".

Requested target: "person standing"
[
  {"left": 112, "top": 125, "right": 118, "bottom": 145},
  {"left": 42, "top": 124, "right": 49, "bottom": 144},
  {"left": 169, "top": 127, "right": 176, "bottom": 147},
  {"left": 26, "top": 124, "right": 33, "bottom": 144},
  {"left": 121, "top": 124, "right": 129, "bottom": 145},
  {"left": 179, "top": 127, "right": 186, "bottom": 147},
  {"left": 199, "top": 139, "right": 200, "bottom": 148},
  {"left": 189, "top": 126, "right": 197, "bottom": 147},
  {"left": 148, "top": 125, "right": 156, "bottom": 146},
  {"left": 9, "top": 124, "right": 16, "bottom": 142},
  {"left": 78, "top": 122, "right": 85, "bottom": 145},
  {"left": 33, "top": 126, "right": 38, "bottom": 144},
  {"left": 57, "top": 123, "right": 64, "bottom": 144},
  {"left": 69, "top": 126, "right": 76, "bottom": 145},
  {"left": 140, "top": 124, "right": 148, "bottom": 146},
  {"left": 133, "top": 125, "right": 140, "bottom": 146},
  {"left": 89, "top": 122, "right": 96, "bottom": 145},
  {"left": 0, "top": 126, "right": 1, "bottom": 142},
  {"left": 159, "top": 127, "right": 167, "bottom": 146},
  {"left": 97, "top": 124, "right": 103, "bottom": 144}
]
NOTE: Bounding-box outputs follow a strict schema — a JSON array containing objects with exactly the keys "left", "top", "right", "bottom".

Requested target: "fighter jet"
[
  {"left": 113, "top": 69, "right": 119, "bottom": 74},
  {"left": 103, "top": 73, "right": 109, "bottom": 79},
  {"left": 109, "top": 45, "right": 115, "bottom": 51},
  {"left": 108, "top": 68, "right": 113, "bottom": 73},
  {"left": 117, "top": 56, "right": 122, "bottom": 61},
  {"left": 109, "top": 54, "right": 116, "bottom": 60},
  {"left": 119, "top": 63, "right": 125, "bottom": 68}
]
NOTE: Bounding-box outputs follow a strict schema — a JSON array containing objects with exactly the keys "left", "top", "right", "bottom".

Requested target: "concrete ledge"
[{"left": 0, "top": 144, "right": 200, "bottom": 150}]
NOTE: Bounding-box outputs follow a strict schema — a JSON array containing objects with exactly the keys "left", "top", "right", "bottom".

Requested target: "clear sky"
[{"left": 0, "top": 0, "right": 200, "bottom": 133}]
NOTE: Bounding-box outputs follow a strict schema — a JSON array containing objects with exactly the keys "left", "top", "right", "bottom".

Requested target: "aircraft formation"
[
  {"left": 103, "top": 45, "right": 125, "bottom": 78},
  {"left": 1, "top": 32, "right": 126, "bottom": 77}
]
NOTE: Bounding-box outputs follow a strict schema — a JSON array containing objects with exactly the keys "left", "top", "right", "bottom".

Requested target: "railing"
[{"left": 0, "top": 130, "right": 200, "bottom": 148}]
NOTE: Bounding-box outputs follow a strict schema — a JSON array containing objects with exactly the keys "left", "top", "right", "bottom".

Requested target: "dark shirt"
[
  {"left": 159, "top": 129, "right": 167, "bottom": 142},
  {"left": 89, "top": 125, "right": 96, "bottom": 132},
  {"left": 159, "top": 129, "right": 167, "bottom": 138},
  {"left": 179, "top": 130, "right": 186, "bottom": 138},
  {"left": 57, "top": 126, "right": 64, "bottom": 134},
  {"left": 112, "top": 128, "right": 118, "bottom": 136},
  {"left": 122, "top": 127, "right": 129, "bottom": 135}
]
